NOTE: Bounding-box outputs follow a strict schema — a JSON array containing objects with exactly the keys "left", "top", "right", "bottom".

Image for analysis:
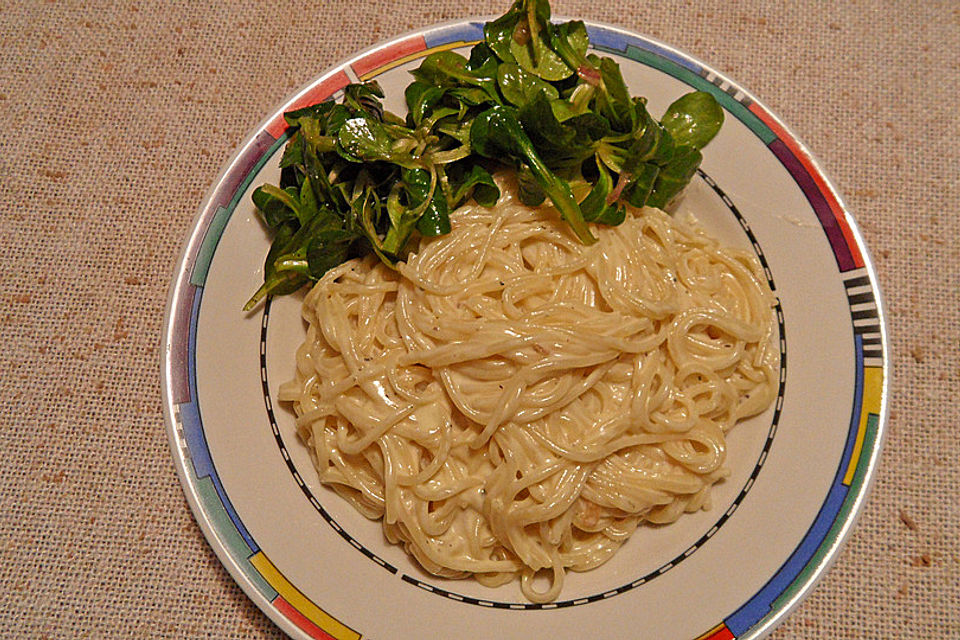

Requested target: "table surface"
[{"left": 1, "top": 1, "right": 957, "bottom": 638}]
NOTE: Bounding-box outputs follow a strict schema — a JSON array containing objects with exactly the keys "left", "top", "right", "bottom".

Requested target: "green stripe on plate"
[
  {"left": 190, "top": 133, "right": 289, "bottom": 287},
  {"left": 194, "top": 471, "right": 278, "bottom": 599},
  {"left": 191, "top": 206, "right": 231, "bottom": 287}
]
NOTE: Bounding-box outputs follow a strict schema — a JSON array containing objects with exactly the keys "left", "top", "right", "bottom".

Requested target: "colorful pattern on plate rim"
[{"left": 166, "top": 20, "right": 886, "bottom": 640}]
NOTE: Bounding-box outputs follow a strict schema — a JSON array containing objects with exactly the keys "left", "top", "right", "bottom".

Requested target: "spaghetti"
[{"left": 278, "top": 177, "right": 778, "bottom": 602}]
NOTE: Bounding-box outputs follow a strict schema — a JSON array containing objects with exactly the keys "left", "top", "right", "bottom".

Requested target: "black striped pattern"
[
  {"left": 702, "top": 70, "right": 753, "bottom": 107},
  {"left": 843, "top": 270, "right": 884, "bottom": 366}
]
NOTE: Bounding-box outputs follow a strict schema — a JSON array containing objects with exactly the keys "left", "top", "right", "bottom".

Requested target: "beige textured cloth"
[{"left": 1, "top": 0, "right": 957, "bottom": 638}]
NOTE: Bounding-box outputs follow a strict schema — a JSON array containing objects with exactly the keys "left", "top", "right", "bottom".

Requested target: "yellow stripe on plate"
[
  {"left": 693, "top": 623, "right": 728, "bottom": 640},
  {"left": 843, "top": 367, "right": 883, "bottom": 486},
  {"left": 250, "top": 552, "right": 361, "bottom": 640}
]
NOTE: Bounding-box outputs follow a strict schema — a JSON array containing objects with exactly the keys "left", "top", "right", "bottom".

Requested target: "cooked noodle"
[{"left": 278, "top": 176, "right": 778, "bottom": 602}]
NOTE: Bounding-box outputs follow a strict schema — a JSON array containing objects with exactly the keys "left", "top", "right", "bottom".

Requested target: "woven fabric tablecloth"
[{"left": 1, "top": 1, "right": 957, "bottom": 638}]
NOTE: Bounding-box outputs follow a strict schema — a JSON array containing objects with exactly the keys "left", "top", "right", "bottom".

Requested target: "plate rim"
[{"left": 161, "top": 16, "right": 890, "bottom": 640}]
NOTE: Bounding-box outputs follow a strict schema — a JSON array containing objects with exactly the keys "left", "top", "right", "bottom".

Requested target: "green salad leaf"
[{"left": 244, "top": 0, "right": 724, "bottom": 310}]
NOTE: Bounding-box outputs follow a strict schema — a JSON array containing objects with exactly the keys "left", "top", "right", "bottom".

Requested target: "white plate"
[{"left": 162, "top": 18, "right": 888, "bottom": 640}]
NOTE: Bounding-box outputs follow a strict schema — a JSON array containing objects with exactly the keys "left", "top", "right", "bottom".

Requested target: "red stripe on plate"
[
  {"left": 265, "top": 70, "right": 351, "bottom": 139},
  {"left": 695, "top": 623, "right": 736, "bottom": 640},
  {"left": 351, "top": 34, "right": 427, "bottom": 77},
  {"left": 748, "top": 102, "right": 864, "bottom": 269},
  {"left": 274, "top": 596, "right": 338, "bottom": 640}
]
